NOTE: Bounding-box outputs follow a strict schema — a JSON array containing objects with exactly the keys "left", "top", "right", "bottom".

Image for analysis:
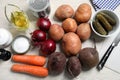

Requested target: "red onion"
[
  {"left": 31, "top": 29, "right": 46, "bottom": 46},
  {"left": 40, "top": 39, "right": 56, "bottom": 55},
  {"left": 37, "top": 18, "right": 51, "bottom": 32}
]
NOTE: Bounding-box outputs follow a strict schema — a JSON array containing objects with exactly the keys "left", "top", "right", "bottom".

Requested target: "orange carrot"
[
  {"left": 12, "top": 55, "right": 46, "bottom": 66},
  {"left": 11, "top": 64, "right": 48, "bottom": 77}
]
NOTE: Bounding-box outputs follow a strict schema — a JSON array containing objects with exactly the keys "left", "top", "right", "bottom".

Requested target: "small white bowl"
[
  {"left": 0, "top": 28, "right": 13, "bottom": 48},
  {"left": 90, "top": 10, "right": 119, "bottom": 37},
  {"left": 11, "top": 35, "right": 31, "bottom": 54}
]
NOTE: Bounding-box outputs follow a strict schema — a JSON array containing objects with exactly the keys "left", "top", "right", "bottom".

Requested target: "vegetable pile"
[
  {"left": 31, "top": 18, "right": 56, "bottom": 55},
  {"left": 9, "top": 3, "right": 100, "bottom": 78},
  {"left": 37, "top": 18, "right": 51, "bottom": 32},
  {"left": 74, "top": 3, "right": 92, "bottom": 23},
  {"left": 55, "top": 4, "right": 74, "bottom": 20},
  {"left": 11, "top": 64, "right": 48, "bottom": 77},
  {"left": 48, "top": 52, "right": 66, "bottom": 75},
  {"left": 12, "top": 55, "right": 46, "bottom": 66},
  {"left": 11, "top": 55, "right": 48, "bottom": 77}
]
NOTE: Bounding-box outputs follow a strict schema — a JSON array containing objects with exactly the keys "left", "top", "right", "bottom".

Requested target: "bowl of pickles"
[
  {"left": 5, "top": 4, "right": 29, "bottom": 31},
  {"left": 91, "top": 9, "right": 119, "bottom": 37}
]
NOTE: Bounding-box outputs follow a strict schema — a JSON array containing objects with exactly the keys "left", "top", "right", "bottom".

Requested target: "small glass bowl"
[{"left": 5, "top": 4, "right": 29, "bottom": 31}]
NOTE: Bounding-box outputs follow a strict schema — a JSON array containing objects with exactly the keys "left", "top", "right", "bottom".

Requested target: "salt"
[{"left": 12, "top": 36, "right": 30, "bottom": 54}]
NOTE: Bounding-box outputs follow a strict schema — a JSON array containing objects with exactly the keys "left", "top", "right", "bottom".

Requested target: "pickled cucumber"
[
  {"left": 96, "top": 14, "right": 112, "bottom": 31},
  {"left": 93, "top": 19, "right": 107, "bottom": 35},
  {"left": 98, "top": 12, "right": 116, "bottom": 25}
]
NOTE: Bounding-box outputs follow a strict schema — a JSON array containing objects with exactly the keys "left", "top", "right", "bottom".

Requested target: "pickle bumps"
[
  {"left": 96, "top": 14, "right": 113, "bottom": 32},
  {"left": 93, "top": 19, "right": 107, "bottom": 35},
  {"left": 98, "top": 12, "right": 116, "bottom": 25}
]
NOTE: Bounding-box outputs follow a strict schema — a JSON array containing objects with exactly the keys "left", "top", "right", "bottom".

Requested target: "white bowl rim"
[{"left": 90, "top": 9, "right": 120, "bottom": 37}]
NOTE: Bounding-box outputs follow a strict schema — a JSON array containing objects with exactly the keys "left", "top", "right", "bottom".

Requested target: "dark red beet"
[
  {"left": 48, "top": 52, "right": 66, "bottom": 75},
  {"left": 67, "top": 56, "right": 81, "bottom": 78},
  {"left": 79, "top": 47, "right": 99, "bottom": 70}
]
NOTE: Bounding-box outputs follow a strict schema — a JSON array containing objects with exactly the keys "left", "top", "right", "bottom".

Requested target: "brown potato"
[
  {"left": 55, "top": 4, "right": 74, "bottom": 20},
  {"left": 62, "top": 32, "right": 82, "bottom": 56},
  {"left": 74, "top": 3, "right": 92, "bottom": 23},
  {"left": 76, "top": 23, "right": 91, "bottom": 41},
  {"left": 62, "top": 18, "right": 77, "bottom": 32},
  {"left": 49, "top": 24, "right": 64, "bottom": 41}
]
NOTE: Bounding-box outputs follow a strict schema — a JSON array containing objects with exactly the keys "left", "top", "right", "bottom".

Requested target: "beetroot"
[
  {"left": 48, "top": 52, "right": 66, "bottom": 75},
  {"left": 66, "top": 56, "right": 81, "bottom": 78},
  {"left": 79, "top": 47, "right": 99, "bottom": 70}
]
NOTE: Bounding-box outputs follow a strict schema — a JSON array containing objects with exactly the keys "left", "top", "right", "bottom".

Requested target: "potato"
[
  {"left": 55, "top": 4, "right": 74, "bottom": 20},
  {"left": 66, "top": 56, "right": 81, "bottom": 78},
  {"left": 49, "top": 24, "right": 64, "bottom": 41},
  {"left": 76, "top": 23, "right": 91, "bottom": 41},
  {"left": 74, "top": 3, "right": 92, "bottom": 23},
  {"left": 62, "top": 18, "right": 77, "bottom": 32},
  {"left": 79, "top": 47, "right": 99, "bottom": 70},
  {"left": 62, "top": 32, "right": 82, "bottom": 56},
  {"left": 48, "top": 52, "right": 66, "bottom": 75}
]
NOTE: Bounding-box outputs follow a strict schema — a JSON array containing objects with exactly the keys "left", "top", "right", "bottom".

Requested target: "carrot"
[
  {"left": 12, "top": 55, "right": 46, "bottom": 66},
  {"left": 11, "top": 64, "right": 48, "bottom": 77}
]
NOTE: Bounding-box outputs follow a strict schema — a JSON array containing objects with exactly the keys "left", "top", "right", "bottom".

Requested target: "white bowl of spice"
[{"left": 11, "top": 35, "right": 31, "bottom": 54}]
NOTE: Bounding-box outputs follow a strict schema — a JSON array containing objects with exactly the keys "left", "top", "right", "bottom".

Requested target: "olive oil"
[{"left": 11, "top": 11, "right": 29, "bottom": 31}]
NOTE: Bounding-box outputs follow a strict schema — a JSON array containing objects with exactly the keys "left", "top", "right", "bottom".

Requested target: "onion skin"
[
  {"left": 31, "top": 30, "right": 46, "bottom": 46},
  {"left": 37, "top": 18, "right": 51, "bottom": 32},
  {"left": 40, "top": 39, "right": 56, "bottom": 55}
]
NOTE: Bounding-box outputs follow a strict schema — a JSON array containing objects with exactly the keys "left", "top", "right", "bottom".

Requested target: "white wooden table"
[{"left": 0, "top": 0, "right": 120, "bottom": 80}]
